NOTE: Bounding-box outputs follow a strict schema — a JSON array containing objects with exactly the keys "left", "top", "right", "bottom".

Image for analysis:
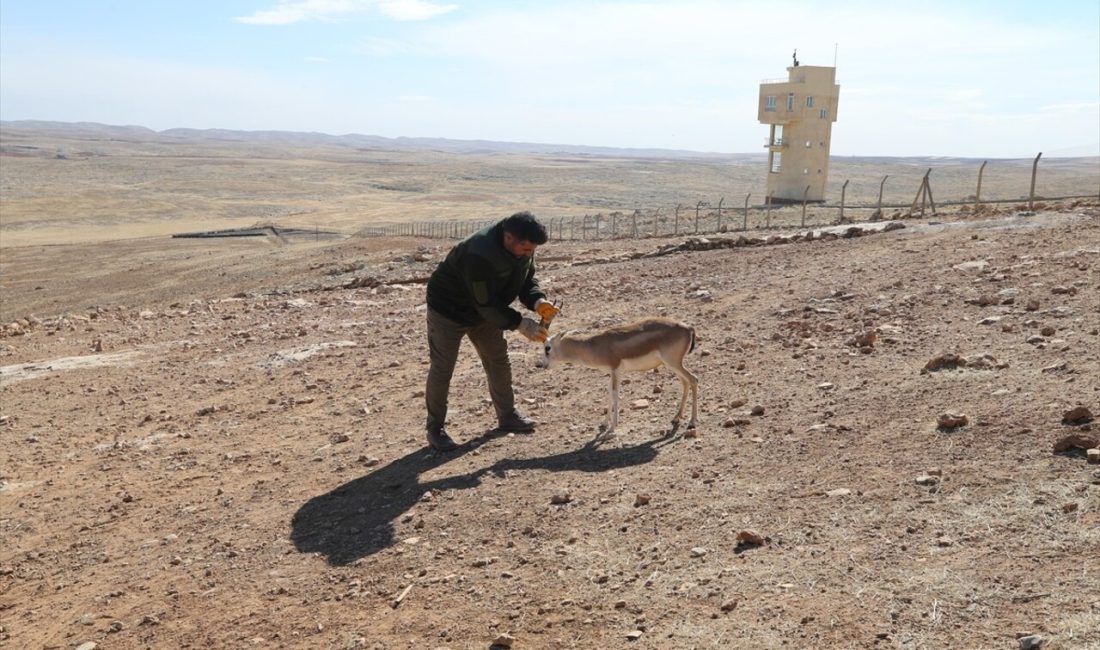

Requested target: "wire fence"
[{"left": 357, "top": 153, "right": 1100, "bottom": 241}]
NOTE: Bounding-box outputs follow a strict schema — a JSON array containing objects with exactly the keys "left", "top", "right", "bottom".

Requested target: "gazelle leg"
[
  {"left": 661, "top": 354, "right": 699, "bottom": 430},
  {"left": 603, "top": 368, "right": 620, "bottom": 434}
]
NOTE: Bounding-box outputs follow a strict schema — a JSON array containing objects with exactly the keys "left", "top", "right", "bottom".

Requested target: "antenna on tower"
[{"left": 834, "top": 43, "right": 838, "bottom": 67}]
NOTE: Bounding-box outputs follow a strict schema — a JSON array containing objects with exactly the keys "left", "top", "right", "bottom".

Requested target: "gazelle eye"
[{"left": 544, "top": 344, "right": 551, "bottom": 354}]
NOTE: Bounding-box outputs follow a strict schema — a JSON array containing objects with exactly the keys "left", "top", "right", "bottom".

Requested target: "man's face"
[{"left": 503, "top": 231, "right": 538, "bottom": 258}]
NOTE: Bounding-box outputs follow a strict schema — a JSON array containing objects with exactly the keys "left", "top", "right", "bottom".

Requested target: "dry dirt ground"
[{"left": 2, "top": 198, "right": 1099, "bottom": 649}]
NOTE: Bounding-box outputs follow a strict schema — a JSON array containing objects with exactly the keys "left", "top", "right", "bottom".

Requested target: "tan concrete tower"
[{"left": 758, "top": 55, "right": 839, "bottom": 203}]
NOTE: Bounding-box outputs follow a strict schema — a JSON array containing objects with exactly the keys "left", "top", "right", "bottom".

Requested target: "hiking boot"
[
  {"left": 497, "top": 411, "right": 536, "bottom": 433},
  {"left": 426, "top": 428, "right": 459, "bottom": 451}
]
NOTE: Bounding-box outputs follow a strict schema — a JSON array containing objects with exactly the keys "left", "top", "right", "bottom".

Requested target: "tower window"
[
  {"left": 771, "top": 153, "right": 782, "bottom": 173},
  {"left": 819, "top": 108, "right": 829, "bottom": 119},
  {"left": 765, "top": 95, "right": 777, "bottom": 111},
  {"left": 787, "top": 93, "right": 795, "bottom": 111},
  {"left": 806, "top": 96, "right": 814, "bottom": 108}
]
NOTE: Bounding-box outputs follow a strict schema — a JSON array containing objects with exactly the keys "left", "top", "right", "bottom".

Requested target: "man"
[{"left": 423, "top": 211, "right": 559, "bottom": 451}]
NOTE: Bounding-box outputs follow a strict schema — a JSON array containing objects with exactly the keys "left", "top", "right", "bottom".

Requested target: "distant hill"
[{"left": 0, "top": 120, "right": 762, "bottom": 162}]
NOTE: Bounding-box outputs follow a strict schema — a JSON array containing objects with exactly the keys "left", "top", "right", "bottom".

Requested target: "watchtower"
[{"left": 758, "top": 53, "right": 840, "bottom": 203}]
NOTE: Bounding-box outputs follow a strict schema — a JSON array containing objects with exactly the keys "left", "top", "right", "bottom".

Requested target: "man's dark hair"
[{"left": 501, "top": 211, "right": 548, "bottom": 245}]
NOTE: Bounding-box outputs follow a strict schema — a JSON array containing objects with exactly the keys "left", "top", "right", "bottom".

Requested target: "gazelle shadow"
[{"left": 291, "top": 430, "right": 677, "bottom": 566}]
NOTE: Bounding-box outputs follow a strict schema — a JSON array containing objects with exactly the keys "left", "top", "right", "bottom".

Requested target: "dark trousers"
[{"left": 425, "top": 307, "right": 514, "bottom": 433}]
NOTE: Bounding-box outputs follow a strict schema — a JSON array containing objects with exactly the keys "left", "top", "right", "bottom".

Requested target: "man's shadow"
[{"left": 291, "top": 430, "right": 677, "bottom": 566}]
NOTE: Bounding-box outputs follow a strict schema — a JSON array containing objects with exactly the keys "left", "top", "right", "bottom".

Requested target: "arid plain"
[{"left": 2, "top": 123, "right": 1099, "bottom": 649}]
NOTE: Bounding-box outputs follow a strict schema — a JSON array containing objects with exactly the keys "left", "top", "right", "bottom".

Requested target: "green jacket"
[{"left": 426, "top": 221, "right": 545, "bottom": 329}]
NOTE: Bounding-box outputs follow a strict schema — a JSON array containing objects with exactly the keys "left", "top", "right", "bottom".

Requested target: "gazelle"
[{"left": 537, "top": 317, "right": 698, "bottom": 435}]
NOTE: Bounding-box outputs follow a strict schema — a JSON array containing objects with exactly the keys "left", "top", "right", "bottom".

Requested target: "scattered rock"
[
  {"left": 923, "top": 353, "right": 964, "bottom": 373},
  {"left": 1053, "top": 434, "right": 1099, "bottom": 453},
  {"left": 550, "top": 492, "right": 572, "bottom": 505},
  {"left": 937, "top": 412, "right": 969, "bottom": 430},
  {"left": 1062, "top": 406, "right": 1094, "bottom": 425},
  {"left": 491, "top": 632, "right": 516, "bottom": 648},
  {"left": 953, "top": 260, "right": 988, "bottom": 272},
  {"left": 690, "top": 547, "right": 708, "bottom": 557},
  {"left": 634, "top": 494, "right": 651, "bottom": 507},
  {"left": 735, "top": 529, "right": 765, "bottom": 546},
  {"left": 631, "top": 398, "right": 650, "bottom": 410},
  {"left": 915, "top": 474, "right": 939, "bottom": 486},
  {"left": 1017, "top": 634, "right": 1045, "bottom": 649},
  {"left": 626, "top": 630, "right": 644, "bottom": 640},
  {"left": 825, "top": 488, "right": 851, "bottom": 497},
  {"left": 750, "top": 405, "right": 765, "bottom": 416},
  {"left": 1088, "top": 449, "right": 1100, "bottom": 464}
]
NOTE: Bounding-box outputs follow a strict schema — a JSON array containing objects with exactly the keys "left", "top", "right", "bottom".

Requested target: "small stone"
[
  {"left": 1088, "top": 449, "right": 1100, "bottom": 464},
  {"left": 1017, "top": 634, "right": 1045, "bottom": 650},
  {"left": 631, "top": 399, "right": 650, "bottom": 409},
  {"left": 915, "top": 474, "right": 939, "bottom": 486},
  {"left": 550, "top": 492, "right": 571, "bottom": 505},
  {"left": 937, "top": 412, "right": 968, "bottom": 430},
  {"left": 690, "top": 547, "right": 708, "bottom": 557},
  {"left": 1063, "top": 502, "right": 1078, "bottom": 514},
  {"left": 750, "top": 405, "right": 765, "bottom": 416},
  {"left": 492, "top": 632, "right": 516, "bottom": 648},
  {"left": 634, "top": 494, "right": 651, "bottom": 507},
  {"left": 331, "top": 432, "right": 350, "bottom": 444},
  {"left": 1062, "top": 406, "right": 1094, "bottom": 425},
  {"left": 1053, "top": 434, "right": 1099, "bottom": 453},
  {"left": 736, "top": 529, "right": 765, "bottom": 546},
  {"left": 626, "top": 630, "right": 644, "bottom": 640},
  {"left": 826, "top": 488, "right": 851, "bottom": 497},
  {"left": 75, "top": 644, "right": 98, "bottom": 650},
  {"left": 720, "top": 600, "right": 738, "bottom": 612}
]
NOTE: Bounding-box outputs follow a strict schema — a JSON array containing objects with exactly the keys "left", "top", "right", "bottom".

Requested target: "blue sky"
[{"left": 1, "top": 0, "right": 1098, "bottom": 157}]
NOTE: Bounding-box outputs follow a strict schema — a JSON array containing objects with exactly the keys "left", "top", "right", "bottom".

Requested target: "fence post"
[
  {"left": 595, "top": 214, "right": 601, "bottom": 240},
  {"left": 875, "top": 175, "right": 889, "bottom": 219},
  {"left": 695, "top": 201, "right": 703, "bottom": 234},
  {"left": 717, "top": 197, "right": 724, "bottom": 233},
  {"left": 582, "top": 215, "right": 588, "bottom": 240},
  {"left": 839, "top": 180, "right": 849, "bottom": 224},
  {"left": 612, "top": 213, "right": 617, "bottom": 239},
  {"left": 570, "top": 216, "right": 575, "bottom": 241},
  {"left": 801, "top": 185, "right": 810, "bottom": 227},
  {"left": 743, "top": 193, "right": 751, "bottom": 231},
  {"left": 674, "top": 204, "right": 681, "bottom": 235},
  {"left": 632, "top": 211, "right": 638, "bottom": 239},
  {"left": 975, "top": 161, "right": 987, "bottom": 211},
  {"left": 1029, "top": 152, "right": 1042, "bottom": 211}
]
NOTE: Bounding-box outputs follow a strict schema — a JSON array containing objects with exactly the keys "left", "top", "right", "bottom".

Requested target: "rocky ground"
[{"left": 2, "top": 203, "right": 1099, "bottom": 649}]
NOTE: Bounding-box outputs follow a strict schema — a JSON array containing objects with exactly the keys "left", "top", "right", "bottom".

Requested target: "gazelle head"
[{"left": 536, "top": 331, "right": 569, "bottom": 369}]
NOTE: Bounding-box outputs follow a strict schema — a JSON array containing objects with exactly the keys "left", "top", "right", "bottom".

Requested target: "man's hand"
[
  {"left": 534, "top": 298, "right": 560, "bottom": 325},
  {"left": 517, "top": 317, "right": 549, "bottom": 343}
]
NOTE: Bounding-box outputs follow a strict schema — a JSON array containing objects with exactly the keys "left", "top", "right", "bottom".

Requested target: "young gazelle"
[{"left": 538, "top": 317, "right": 698, "bottom": 435}]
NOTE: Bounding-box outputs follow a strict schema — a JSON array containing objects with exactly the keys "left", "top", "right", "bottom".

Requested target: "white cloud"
[
  {"left": 378, "top": 0, "right": 457, "bottom": 21},
  {"left": 234, "top": 0, "right": 455, "bottom": 25}
]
